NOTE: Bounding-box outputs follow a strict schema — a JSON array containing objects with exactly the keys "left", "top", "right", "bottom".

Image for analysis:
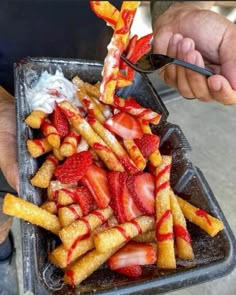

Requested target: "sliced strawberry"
[
  {"left": 50, "top": 102, "right": 70, "bottom": 138},
  {"left": 120, "top": 172, "right": 142, "bottom": 222},
  {"left": 134, "top": 133, "right": 160, "bottom": 158},
  {"left": 74, "top": 186, "right": 96, "bottom": 215},
  {"left": 54, "top": 151, "right": 93, "bottom": 184},
  {"left": 108, "top": 171, "right": 125, "bottom": 223},
  {"left": 115, "top": 265, "right": 142, "bottom": 278},
  {"left": 104, "top": 111, "right": 143, "bottom": 139},
  {"left": 127, "top": 173, "right": 155, "bottom": 215},
  {"left": 108, "top": 241, "right": 156, "bottom": 270},
  {"left": 81, "top": 164, "right": 111, "bottom": 209}
]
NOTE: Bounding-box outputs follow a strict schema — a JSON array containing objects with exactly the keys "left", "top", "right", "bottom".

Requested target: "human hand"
[
  {"left": 0, "top": 87, "right": 19, "bottom": 192},
  {"left": 152, "top": 2, "right": 236, "bottom": 104}
]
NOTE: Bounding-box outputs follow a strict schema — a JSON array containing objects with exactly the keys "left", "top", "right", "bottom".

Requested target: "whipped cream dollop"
[{"left": 26, "top": 70, "right": 79, "bottom": 113}]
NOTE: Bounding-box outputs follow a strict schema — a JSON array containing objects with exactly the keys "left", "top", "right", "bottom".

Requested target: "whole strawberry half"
[
  {"left": 54, "top": 151, "right": 93, "bottom": 184},
  {"left": 127, "top": 172, "right": 155, "bottom": 215}
]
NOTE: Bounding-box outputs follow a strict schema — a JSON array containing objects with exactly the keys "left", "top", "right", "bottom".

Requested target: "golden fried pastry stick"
[
  {"left": 3, "top": 193, "right": 61, "bottom": 235},
  {"left": 59, "top": 206, "right": 113, "bottom": 250},
  {"left": 25, "top": 109, "right": 47, "bottom": 129},
  {"left": 27, "top": 138, "right": 52, "bottom": 158},
  {"left": 30, "top": 154, "right": 58, "bottom": 188},
  {"left": 155, "top": 156, "right": 176, "bottom": 269},
  {"left": 177, "top": 197, "right": 224, "bottom": 237},
  {"left": 94, "top": 215, "right": 155, "bottom": 253},
  {"left": 58, "top": 101, "right": 124, "bottom": 172},
  {"left": 169, "top": 190, "right": 194, "bottom": 260}
]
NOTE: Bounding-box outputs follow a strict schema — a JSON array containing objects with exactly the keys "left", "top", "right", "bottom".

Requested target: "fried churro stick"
[
  {"left": 59, "top": 101, "right": 124, "bottom": 172},
  {"left": 58, "top": 204, "right": 83, "bottom": 227},
  {"left": 132, "top": 230, "right": 156, "bottom": 243},
  {"left": 155, "top": 156, "right": 176, "bottom": 269},
  {"left": 114, "top": 96, "right": 161, "bottom": 125},
  {"left": 27, "top": 138, "right": 52, "bottom": 158},
  {"left": 30, "top": 154, "right": 58, "bottom": 188},
  {"left": 41, "top": 119, "right": 60, "bottom": 148},
  {"left": 59, "top": 206, "right": 113, "bottom": 250},
  {"left": 77, "top": 89, "right": 106, "bottom": 124},
  {"left": 25, "top": 110, "right": 47, "bottom": 128},
  {"left": 3, "top": 193, "right": 61, "bottom": 235},
  {"left": 100, "top": 2, "right": 140, "bottom": 104},
  {"left": 123, "top": 138, "right": 146, "bottom": 171},
  {"left": 49, "top": 222, "right": 109, "bottom": 268},
  {"left": 94, "top": 216, "right": 155, "bottom": 253},
  {"left": 139, "top": 122, "right": 162, "bottom": 167},
  {"left": 59, "top": 130, "right": 81, "bottom": 157},
  {"left": 169, "top": 190, "right": 194, "bottom": 260},
  {"left": 87, "top": 116, "right": 138, "bottom": 173},
  {"left": 40, "top": 200, "right": 58, "bottom": 215},
  {"left": 57, "top": 188, "right": 76, "bottom": 206},
  {"left": 64, "top": 245, "right": 122, "bottom": 286},
  {"left": 177, "top": 197, "right": 224, "bottom": 237},
  {"left": 53, "top": 147, "right": 65, "bottom": 161}
]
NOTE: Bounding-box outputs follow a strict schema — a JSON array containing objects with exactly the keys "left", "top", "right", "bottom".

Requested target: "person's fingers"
[
  {"left": 153, "top": 30, "right": 174, "bottom": 55},
  {"left": 176, "top": 38, "right": 195, "bottom": 99},
  {"left": 208, "top": 75, "right": 236, "bottom": 105},
  {"left": 0, "top": 132, "right": 19, "bottom": 192},
  {"left": 184, "top": 50, "right": 213, "bottom": 102},
  {"left": 163, "top": 33, "right": 183, "bottom": 88}
]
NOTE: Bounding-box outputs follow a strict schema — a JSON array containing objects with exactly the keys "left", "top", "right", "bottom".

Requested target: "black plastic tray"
[{"left": 14, "top": 57, "right": 236, "bottom": 295}]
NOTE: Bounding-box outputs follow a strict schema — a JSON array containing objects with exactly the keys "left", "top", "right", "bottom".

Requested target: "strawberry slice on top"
[
  {"left": 81, "top": 164, "right": 111, "bottom": 209},
  {"left": 127, "top": 172, "right": 155, "bottom": 215},
  {"left": 108, "top": 241, "right": 156, "bottom": 270},
  {"left": 74, "top": 186, "right": 96, "bottom": 216},
  {"left": 104, "top": 111, "right": 143, "bottom": 139},
  {"left": 50, "top": 102, "right": 70, "bottom": 138}
]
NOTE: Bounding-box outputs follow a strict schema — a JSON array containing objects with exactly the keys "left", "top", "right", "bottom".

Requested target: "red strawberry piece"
[
  {"left": 108, "top": 241, "right": 156, "bottom": 270},
  {"left": 81, "top": 164, "right": 111, "bottom": 209},
  {"left": 54, "top": 151, "right": 93, "bottom": 184},
  {"left": 74, "top": 186, "right": 96, "bottom": 215},
  {"left": 119, "top": 172, "right": 142, "bottom": 222},
  {"left": 107, "top": 171, "right": 125, "bottom": 223},
  {"left": 127, "top": 172, "right": 155, "bottom": 215},
  {"left": 50, "top": 102, "right": 70, "bottom": 138},
  {"left": 104, "top": 111, "right": 143, "bottom": 139},
  {"left": 134, "top": 133, "right": 160, "bottom": 158},
  {"left": 115, "top": 265, "right": 142, "bottom": 278}
]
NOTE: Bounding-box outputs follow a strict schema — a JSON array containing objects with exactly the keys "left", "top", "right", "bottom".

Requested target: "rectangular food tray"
[{"left": 14, "top": 57, "right": 236, "bottom": 295}]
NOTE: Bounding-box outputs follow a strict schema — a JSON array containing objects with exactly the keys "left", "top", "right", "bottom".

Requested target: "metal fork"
[{"left": 121, "top": 53, "right": 213, "bottom": 77}]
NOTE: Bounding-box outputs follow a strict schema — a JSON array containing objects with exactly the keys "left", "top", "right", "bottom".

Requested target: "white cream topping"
[{"left": 26, "top": 70, "right": 79, "bottom": 113}]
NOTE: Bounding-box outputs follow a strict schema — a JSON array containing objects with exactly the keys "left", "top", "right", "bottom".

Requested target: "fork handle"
[{"left": 173, "top": 59, "right": 213, "bottom": 77}]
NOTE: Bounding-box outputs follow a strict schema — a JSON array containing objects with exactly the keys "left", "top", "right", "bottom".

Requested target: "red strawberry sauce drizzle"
[
  {"left": 66, "top": 218, "right": 91, "bottom": 266},
  {"left": 155, "top": 164, "right": 171, "bottom": 183},
  {"left": 91, "top": 210, "right": 106, "bottom": 224},
  {"left": 93, "top": 142, "right": 111, "bottom": 152},
  {"left": 130, "top": 219, "right": 142, "bottom": 235},
  {"left": 33, "top": 139, "right": 46, "bottom": 153},
  {"left": 114, "top": 225, "right": 131, "bottom": 241},
  {"left": 65, "top": 269, "right": 75, "bottom": 286},
  {"left": 195, "top": 209, "right": 212, "bottom": 226},
  {"left": 67, "top": 205, "right": 81, "bottom": 220},
  {"left": 156, "top": 210, "right": 173, "bottom": 242},
  {"left": 46, "top": 155, "right": 58, "bottom": 166},
  {"left": 155, "top": 180, "right": 170, "bottom": 195},
  {"left": 61, "top": 188, "right": 77, "bottom": 202},
  {"left": 174, "top": 225, "right": 191, "bottom": 244}
]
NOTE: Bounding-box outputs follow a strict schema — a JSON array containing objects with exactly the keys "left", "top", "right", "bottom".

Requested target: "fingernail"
[
  {"left": 185, "top": 52, "right": 197, "bottom": 64},
  {"left": 211, "top": 79, "right": 221, "bottom": 91},
  {"left": 181, "top": 39, "right": 193, "bottom": 53}
]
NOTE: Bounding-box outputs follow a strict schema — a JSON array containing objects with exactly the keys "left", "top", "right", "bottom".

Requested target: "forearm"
[{"left": 151, "top": 1, "right": 215, "bottom": 27}]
